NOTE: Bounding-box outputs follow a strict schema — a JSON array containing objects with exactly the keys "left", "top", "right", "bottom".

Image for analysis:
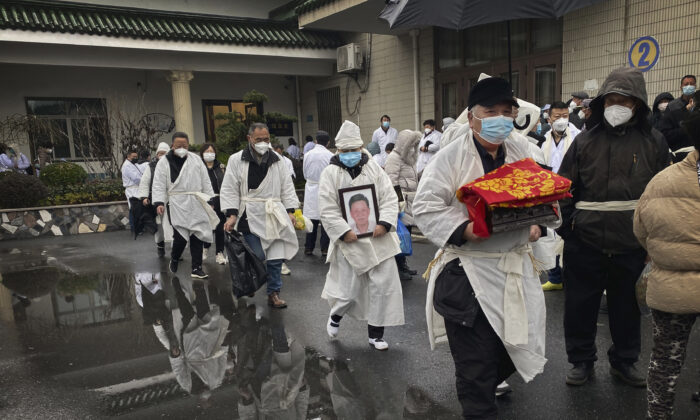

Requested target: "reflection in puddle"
[{"left": 0, "top": 268, "right": 453, "bottom": 419}]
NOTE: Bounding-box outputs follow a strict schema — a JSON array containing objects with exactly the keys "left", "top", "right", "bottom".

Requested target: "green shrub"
[
  {"left": 40, "top": 162, "right": 88, "bottom": 187},
  {"left": 39, "top": 179, "right": 124, "bottom": 206},
  {"left": 188, "top": 143, "right": 202, "bottom": 153},
  {"left": 0, "top": 172, "right": 49, "bottom": 209}
]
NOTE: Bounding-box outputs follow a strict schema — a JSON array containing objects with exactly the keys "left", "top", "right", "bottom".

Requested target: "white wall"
[
  {"left": 299, "top": 29, "right": 435, "bottom": 145},
  {"left": 0, "top": 64, "right": 298, "bottom": 167},
  {"left": 52, "top": 0, "right": 290, "bottom": 19}
]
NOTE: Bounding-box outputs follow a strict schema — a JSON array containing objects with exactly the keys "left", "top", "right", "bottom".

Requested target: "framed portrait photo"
[{"left": 339, "top": 184, "right": 380, "bottom": 239}]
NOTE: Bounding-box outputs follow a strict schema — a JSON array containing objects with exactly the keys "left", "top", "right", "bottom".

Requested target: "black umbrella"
[{"left": 380, "top": 0, "right": 608, "bottom": 83}]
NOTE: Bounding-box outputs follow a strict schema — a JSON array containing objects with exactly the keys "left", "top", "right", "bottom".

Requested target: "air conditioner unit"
[{"left": 336, "top": 43, "right": 363, "bottom": 73}]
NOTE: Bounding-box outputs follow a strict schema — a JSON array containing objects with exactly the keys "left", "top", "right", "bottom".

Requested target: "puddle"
[{"left": 0, "top": 267, "right": 454, "bottom": 418}]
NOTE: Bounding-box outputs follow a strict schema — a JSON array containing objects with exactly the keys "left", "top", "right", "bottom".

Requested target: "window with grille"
[
  {"left": 25, "top": 98, "right": 110, "bottom": 161},
  {"left": 316, "top": 87, "right": 341, "bottom": 147}
]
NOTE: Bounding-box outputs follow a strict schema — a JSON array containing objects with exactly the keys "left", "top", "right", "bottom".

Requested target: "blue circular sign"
[{"left": 628, "top": 36, "right": 660, "bottom": 72}]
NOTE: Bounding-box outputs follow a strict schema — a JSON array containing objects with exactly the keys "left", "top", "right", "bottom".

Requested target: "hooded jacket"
[
  {"left": 384, "top": 130, "right": 421, "bottom": 225},
  {"left": 633, "top": 151, "right": 700, "bottom": 313},
  {"left": 649, "top": 92, "right": 674, "bottom": 130},
  {"left": 557, "top": 67, "right": 669, "bottom": 254}
]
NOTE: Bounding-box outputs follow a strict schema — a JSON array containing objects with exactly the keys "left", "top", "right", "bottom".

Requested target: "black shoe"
[
  {"left": 566, "top": 362, "right": 594, "bottom": 386},
  {"left": 406, "top": 267, "right": 418, "bottom": 276},
  {"left": 191, "top": 267, "right": 208, "bottom": 279},
  {"left": 610, "top": 363, "right": 646, "bottom": 387},
  {"left": 399, "top": 269, "right": 413, "bottom": 281},
  {"left": 169, "top": 259, "right": 179, "bottom": 273},
  {"left": 157, "top": 243, "right": 165, "bottom": 258}
]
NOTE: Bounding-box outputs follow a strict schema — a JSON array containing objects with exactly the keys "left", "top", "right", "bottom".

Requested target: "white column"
[{"left": 168, "top": 70, "right": 195, "bottom": 140}]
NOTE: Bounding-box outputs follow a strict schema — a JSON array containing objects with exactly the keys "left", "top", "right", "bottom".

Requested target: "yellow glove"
[{"left": 293, "top": 209, "right": 305, "bottom": 230}]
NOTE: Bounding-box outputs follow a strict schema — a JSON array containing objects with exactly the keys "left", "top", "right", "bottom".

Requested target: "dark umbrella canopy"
[{"left": 380, "top": 0, "right": 608, "bottom": 30}]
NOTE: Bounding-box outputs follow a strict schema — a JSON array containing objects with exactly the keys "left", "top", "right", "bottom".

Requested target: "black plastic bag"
[{"left": 224, "top": 231, "right": 268, "bottom": 298}]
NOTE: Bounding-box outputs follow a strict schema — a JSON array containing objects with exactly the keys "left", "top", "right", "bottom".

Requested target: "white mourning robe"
[
  {"left": 122, "top": 160, "right": 147, "bottom": 205},
  {"left": 319, "top": 155, "right": 404, "bottom": 327},
  {"left": 220, "top": 150, "right": 299, "bottom": 261},
  {"left": 416, "top": 130, "right": 442, "bottom": 174},
  {"left": 413, "top": 131, "right": 560, "bottom": 382},
  {"left": 302, "top": 144, "right": 333, "bottom": 220},
  {"left": 138, "top": 163, "right": 173, "bottom": 242},
  {"left": 541, "top": 127, "right": 576, "bottom": 174},
  {"left": 151, "top": 152, "right": 217, "bottom": 243}
]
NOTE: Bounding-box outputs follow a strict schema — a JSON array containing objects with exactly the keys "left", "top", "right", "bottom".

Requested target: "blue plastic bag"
[{"left": 396, "top": 213, "right": 412, "bottom": 256}]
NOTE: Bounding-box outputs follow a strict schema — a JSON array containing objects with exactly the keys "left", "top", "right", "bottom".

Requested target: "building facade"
[{"left": 0, "top": 0, "right": 698, "bottom": 174}]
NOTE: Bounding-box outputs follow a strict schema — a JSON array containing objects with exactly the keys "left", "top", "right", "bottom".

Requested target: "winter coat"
[
  {"left": 658, "top": 96, "right": 693, "bottom": 152},
  {"left": 633, "top": 150, "right": 700, "bottom": 313},
  {"left": 205, "top": 159, "right": 225, "bottom": 211},
  {"left": 649, "top": 92, "right": 674, "bottom": 132},
  {"left": 557, "top": 67, "right": 669, "bottom": 254},
  {"left": 384, "top": 130, "right": 421, "bottom": 226}
]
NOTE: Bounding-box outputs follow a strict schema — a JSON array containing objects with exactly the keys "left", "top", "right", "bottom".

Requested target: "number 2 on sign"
[{"left": 637, "top": 42, "right": 651, "bottom": 67}]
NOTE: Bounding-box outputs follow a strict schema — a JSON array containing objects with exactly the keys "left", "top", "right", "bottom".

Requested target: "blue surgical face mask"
[
  {"left": 339, "top": 151, "right": 362, "bottom": 167},
  {"left": 473, "top": 115, "right": 514, "bottom": 145},
  {"left": 382, "top": 121, "right": 390, "bottom": 129},
  {"left": 682, "top": 85, "right": 696, "bottom": 96},
  {"left": 536, "top": 123, "right": 542, "bottom": 135}
]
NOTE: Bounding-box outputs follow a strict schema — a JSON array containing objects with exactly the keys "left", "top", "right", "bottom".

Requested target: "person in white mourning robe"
[
  {"left": 221, "top": 123, "right": 299, "bottom": 309},
  {"left": 319, "top": 120, "right": 404, "bottom": 351},
  {"left": 138, "top": 142, "right": 170, "bottom": 257},
  {"left": 413, "top": 77, "right": 558, "bottom": 419},
  {"left": 371, "top": 114, "right": 398, "bottom": 164},
  {"left": 416, "top": 119, "right": 442, "bottom": 175},
  {"left": 302, "top": 130, "right": 334, "bottom": 256},
  {"left": 152, "top": 132, "right": 218, "bottom": 280}
]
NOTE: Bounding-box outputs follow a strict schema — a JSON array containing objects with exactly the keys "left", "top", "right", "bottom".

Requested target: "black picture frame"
[
  {"left": 394, "top": 185, "right": 405, "bottom": 202},
  {"left": 338, "top": 184, "right": 380, "bottom": 239}
]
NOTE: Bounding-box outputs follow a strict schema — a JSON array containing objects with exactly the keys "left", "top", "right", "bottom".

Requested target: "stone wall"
[{"left": 0, "top": 202, "right": 129, "bottom": 241}]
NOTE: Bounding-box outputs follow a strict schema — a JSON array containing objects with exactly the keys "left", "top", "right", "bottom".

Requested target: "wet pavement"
[{"left": 1, "top": 231, "right": 699, "bottom": 419}]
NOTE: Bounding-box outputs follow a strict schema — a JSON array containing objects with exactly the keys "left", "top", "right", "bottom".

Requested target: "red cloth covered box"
[{"left": 456, "top": 158, "right": 572, "bottom": 237}]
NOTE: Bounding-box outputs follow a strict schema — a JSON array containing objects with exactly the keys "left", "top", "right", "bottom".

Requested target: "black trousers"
[
  {"left": 203, "top": 211, "right": 226, "bottom": 254},
  {"left": 304, "top": 219, "right": 329, "bottom": 252},
  {"left": 445, "top": 309, "right": 515, "bottom": 420},
  {"left": 563, "top": 237, "right": 646, "bottom": 365},
  {"left": 172, "top": 229, "right": 204, "bottom": 270}
]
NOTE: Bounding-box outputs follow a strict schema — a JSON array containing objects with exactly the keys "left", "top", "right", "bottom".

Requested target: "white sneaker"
[
  {"left": 368, "top": 338, "right": 389, "bottom": 351},
  {"left": 281, "top": 263, "right": 291, "bottom": 275},
  {"left": 496, "top": 381, "right": 512, "bottom": 397},
  {"left": 202, "top": 248, "right": 209, "bottom": 260},
  {"left": 216, "top": 252, "right": 227, "bottom": 265},
  {"left": 327, "top": 316, "right": 339, "bottom": 339}
]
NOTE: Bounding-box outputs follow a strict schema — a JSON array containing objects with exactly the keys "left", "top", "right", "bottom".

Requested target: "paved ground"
[{"left": 0, "top": 231, "right": 698, "bottom": 419}]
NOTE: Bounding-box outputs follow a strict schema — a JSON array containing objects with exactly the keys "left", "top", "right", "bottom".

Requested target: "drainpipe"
[
  {"left": 295, "top": 76, "right": 303, "bottom": 142},
  {"left": 409, "top": 29, "right": 420, "bottom": 131}
]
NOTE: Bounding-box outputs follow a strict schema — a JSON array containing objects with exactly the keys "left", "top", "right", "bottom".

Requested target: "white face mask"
[
  {"left": 46, "top": 148, "right": 53, "bottom": 153},
  {"left": 552, "top": 118, "right": 569, "bottom": 133},
  {"left": 578, "top": 110, "right": 586, "bottom": 120},
  {"left": 254, "top": 142, "right": 270, "bottom": 155},
  {"left": 604, "top": 105, "right": 634, "bottom": 127},
  {"left": 174, "top": 148, "right": 188, "bottom": 158},
  {"left": 657, "top": 102, "right": 669, "bottom": 112},
  {"left": 203, "top": 152, "right": 216, "bottom": 162},
  {"left": 424, "top": 128, "right": 432, "bottom": 135},
  {"left": 157, "top": 154, "right": 164, "bottom": 160}
]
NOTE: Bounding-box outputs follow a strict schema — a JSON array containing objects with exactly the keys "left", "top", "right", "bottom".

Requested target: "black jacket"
[
  {"left": 557, "top": 68, "right": 669, "bottom": 254},
  {"left": 657, "top": 96, "right": 693, "bottom": 152},
  {"left": 649, "top": 92, "right": 674, "bottom": 132},
  {"left": 205, "top": 159, "right": 225, "bottom": 211}
]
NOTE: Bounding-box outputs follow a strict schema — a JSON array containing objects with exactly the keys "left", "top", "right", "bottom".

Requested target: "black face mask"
[{"left": 130, "top": 158, "right": 138, "bottom": 164}]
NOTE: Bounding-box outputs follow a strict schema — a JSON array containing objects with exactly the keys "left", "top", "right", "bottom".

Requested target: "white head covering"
[
  {"left": 156, "top": 142, "right": 170, "bottom": 154},
  {"left": 442, "top": 117, "right": 455, "bottom": 130},
  {"left": 335, "top": 120, "right": 363, "bottom": 150}
]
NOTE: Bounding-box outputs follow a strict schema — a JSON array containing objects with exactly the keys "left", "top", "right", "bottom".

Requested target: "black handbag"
[{"left": 224, "top": 231, "right": 268, "bottom": 298}]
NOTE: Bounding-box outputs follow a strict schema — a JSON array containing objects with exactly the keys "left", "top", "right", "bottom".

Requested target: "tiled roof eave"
[{"left": 0, "top": 0, "right": 343, "bottom": 49}]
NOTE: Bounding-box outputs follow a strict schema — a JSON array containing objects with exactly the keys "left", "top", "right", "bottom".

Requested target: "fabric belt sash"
[
  {"left": 241, "top": 197, "right": 287, "bottom": 239},
  {"left": 575, "top": 200, "right": 638, "bottom": 211},
  {"left": 425, "top": 244, "right": 533, "bottom": 347},
  {"left": 672, "top": 146, "right": 695, "bottom": 155},
  {"left": 170, "top": 191, "right": 219, "bottom": 229},
  {"left": 306, "top": 180, "right": 319, "bottom": 185}
]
